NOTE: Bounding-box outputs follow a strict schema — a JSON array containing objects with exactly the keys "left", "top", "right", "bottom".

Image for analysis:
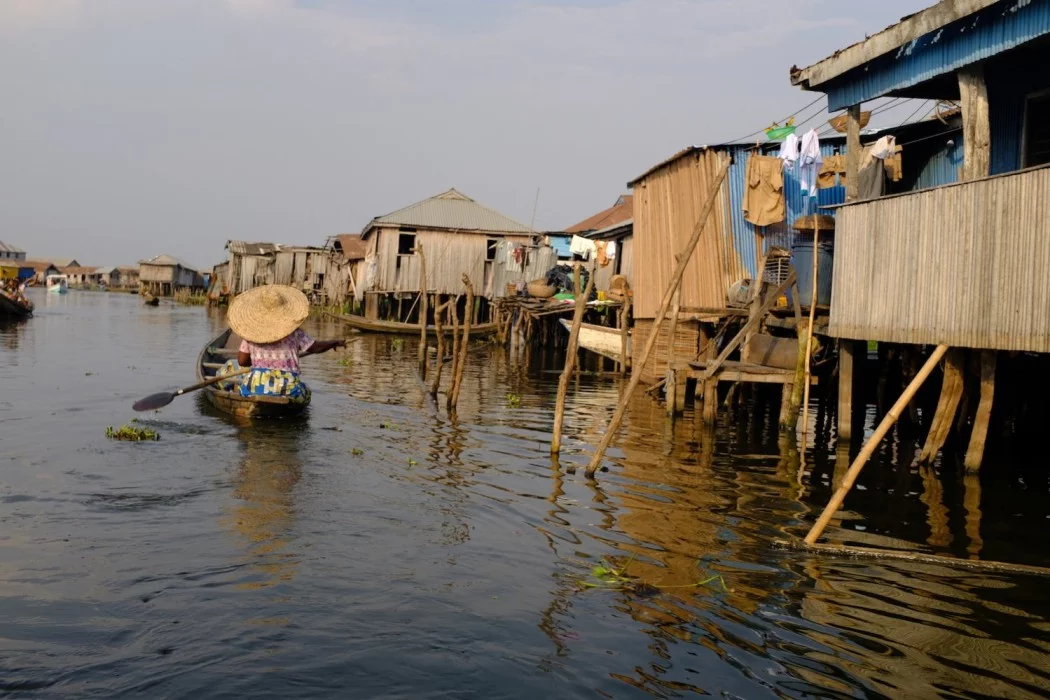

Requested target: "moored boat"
[
  {"left": 143, "top": 294, "right": 160, "bottom": 306},
  {"left": 46, "top": 274, "right": 68, "bottom": 294},
  {"left": 197, "top": 329, "right": 311, "bottom": 418},
  {"left": 0, "top": 288, "right": 33, "bottom": 319},
  {"left": 558, "top": 318, "right": 631, "bottom": 363},
  {"left": 332, "top": 313, "right": 498, "bottom": 336}
]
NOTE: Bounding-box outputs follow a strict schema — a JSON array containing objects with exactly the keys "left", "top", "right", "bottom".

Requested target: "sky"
[{"left": 0, "top": 0, "right": 928, "bottom": 269}]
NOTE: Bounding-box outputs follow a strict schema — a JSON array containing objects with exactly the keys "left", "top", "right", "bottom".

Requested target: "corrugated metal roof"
[
  {"left": 226, "top": 241, "right": 279, "bottom": 256},
  {"left": 585, "top": 218, "right": 633, "bottom": 240},
  {"left": 0, "top": 241, "right": 25, "bottom": 255},
  {"left": 138, "top": 254, "right": 199, "bottom": 271},
  {"left": 24, "top": 260, "right": 59, "bottom": 272},
  {"left": 333, "top": 234, "right": 367, "bottom": 261},
  {"left": 363, "top": 188, "right": 532, "bottom": 236},
  {"left": 95, "top": 266, "right": 118, "bottom": 275},
  {"left": 61, "top": 266, "right": 98, "bottom": 274},
  {"left": 817, "top": 0, "right": 1050, "bottom": 110},
  {"left": 565, "top": 195, "right": 633, "bottom": 233}
]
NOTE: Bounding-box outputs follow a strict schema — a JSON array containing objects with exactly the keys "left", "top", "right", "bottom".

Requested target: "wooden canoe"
[
  {"left": 144, "top": 295, "right": 160, "bottom": 306},
  {"left": 558, "top": 319, "right": 630, "bottom": 363},
  {"left": 331, "top": 313, "right": 499, "bottom": 337},
  {"left": 0, "top": 290, "right": 33, "bottom": 319},
  {"left": 197, "top": 329, "right": 310, "bottom": 419}
]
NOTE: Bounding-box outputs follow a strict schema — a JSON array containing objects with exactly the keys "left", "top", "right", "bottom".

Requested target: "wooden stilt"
[
  {"left": 964, "top": 350, "right": 996, "bottom": 472},
  {"left": 799, "top": 220, "right": 821, "bottom": 449},
  {"left": 552, "top": 264, "right": 594, "bottom": 454},
  {"left": 702, "top": 376, "right": 718, "bottom": 425},
  {"left": 585, "top": 156, "right": 731, "bottom": 477},
  {"left": 429, "top": 301, "right": 449, "bottom": 397},
  {"left": 963, "top": 471, "right": 984, "bottom": 558},
  {"left": 619, "top": 293, "right": 631, "bottom": 375},
  {"left": 448, "top": 276, "right": 474, "bottom": 411},
  {"left": 417, "top": 244, "right": 428, "bottom": 378},
  {"left": 665, "top": 366, "right": 678, "bottom": 418},
  {"left": 837, "top": 340, "right": 856, "bottom": 441},
  {"left": 779, "top": 382, "right": 795, "bottom": 429},
  {"left": 919, "top": 348, "right": 965, "bottom": 464},
  {"left": 805, "top": 345, "right": 948, "bottom": 545}
]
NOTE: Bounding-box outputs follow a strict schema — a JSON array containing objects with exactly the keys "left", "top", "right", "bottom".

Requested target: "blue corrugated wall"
[
  {"left": 721, "top": 142, "right": 846, "bottom": 279},
  {"left": 824, "top": 0, "right": 1050, "bottom": 110},
  {"left": 913, "top": 138, "right": 964, "bottom": 190}
]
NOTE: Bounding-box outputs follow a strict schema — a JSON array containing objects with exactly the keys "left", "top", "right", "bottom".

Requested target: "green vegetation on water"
[{"left": 106, "top": 424, "right": 160, "bottom": 441}]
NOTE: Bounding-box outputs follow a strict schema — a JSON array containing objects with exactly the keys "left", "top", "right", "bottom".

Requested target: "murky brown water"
[{"left": 1, "top": 289, "right": 1048, "bottom": 698}]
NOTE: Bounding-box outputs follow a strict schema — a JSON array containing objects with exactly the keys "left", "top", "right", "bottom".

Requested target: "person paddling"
[{"left": 219, "top": 284, "right": 344, "bottom": 402}]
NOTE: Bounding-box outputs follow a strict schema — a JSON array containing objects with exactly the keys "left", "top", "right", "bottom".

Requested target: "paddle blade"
[{"left": 132, "top": 392, "right": 175, "bottom": 412}]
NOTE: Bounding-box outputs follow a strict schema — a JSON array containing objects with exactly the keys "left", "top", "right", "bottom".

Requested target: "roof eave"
[{"left": 791, "top": 0, "right": 999, "bottom": 91}]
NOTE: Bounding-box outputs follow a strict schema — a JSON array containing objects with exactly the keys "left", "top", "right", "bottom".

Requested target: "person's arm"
[{"left": 301, "top": 339, "right": 345, "bottom": 357}]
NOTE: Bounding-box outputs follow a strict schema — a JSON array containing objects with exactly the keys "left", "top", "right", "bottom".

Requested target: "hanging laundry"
[
  {"left": 817, "top": 154, "right": 846, "bottom": 189},
  {"left": 569, "top": 235, "right": 597, "bottom": 259},
  {"left": 505, "top": 244, "right": 523, "bottom": 272},
  {"left": 883, "top": 147, "right": 903, "bottom": 182},
  {"left": 606, "top": 241, "right": 617, "bottom": 260},
  {"left": 742, "top": 154, "right": 785, "bottom": 227},
  {"left": 778, "top": 133, "right": 800, "bottom": 169},
  {"left": 798, "top": 129, "right": 822, "bottom": 196},
  {"left": 595, "top": 240, "right": 610, "bottom": 267},
  {"left": 857, "top": 159, "right": 885, "bottom": 200}
]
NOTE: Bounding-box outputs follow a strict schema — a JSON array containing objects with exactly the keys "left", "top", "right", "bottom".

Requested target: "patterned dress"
[{"left": 218, "top": 329, "right": 314, "bottom": 403}]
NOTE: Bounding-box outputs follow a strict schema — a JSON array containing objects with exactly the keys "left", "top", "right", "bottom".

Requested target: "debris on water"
[
  {"left": 351, "top": 448, "right": 364, "bottom": 456},
  {"left": 407, "top": 458, "right": 418, "bottom": 466},
  {"left": 576, "top": 554, "right": 729, "bottom": 597},
  {"left": 321, "top": 426, "right": 343, "bottom": 432},
  {"left": 105, "top": 424, "right": 160, "bottom": 441},
  {"left": 506, "top": 393, "right": 522, "bottom": 408}
]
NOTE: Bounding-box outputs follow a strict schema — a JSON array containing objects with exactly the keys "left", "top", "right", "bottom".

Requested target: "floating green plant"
[
  {"left": 506, "top": 393, "right": 522, "bottom": 408},
  {"left": 390, "top": 338, "right": 404, "bottom": 351},
  {"left": 105, "top": 424, "right": 160, "bottom": 441},
  {"left": 351, "top": 448, "right": 364, "bottom": 456},
  {"left": 407, "top": 458, "right": 418, "bottom": 466},
  {"left": 576, "top": 554, "right": 728, "bottom": 597},
  {"left": 338, "top": 356, "right": 353, "bottom": 367}
]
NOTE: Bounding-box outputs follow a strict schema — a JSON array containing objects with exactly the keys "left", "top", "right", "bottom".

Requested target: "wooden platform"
[{"left": 665, "top": 359, "right": 818, "bottom": 423}]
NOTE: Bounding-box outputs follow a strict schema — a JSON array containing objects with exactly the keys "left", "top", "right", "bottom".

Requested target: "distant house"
[
  {"left": 117, "top": 266, "right": 140, "bottom": 289},
  {"left": 95, "top": 266, "right": 121, "bottom": 287},
  {"left": 50, "top": 259, "right": 80, "bottom": 269},
  {"left": 0, "top": 241, "right": 27, "bottom": 262},
  {"left": 62, "top": 266, "right": 100, "bottom": 287},
  {"left": 221, "top": 241, "right": 350, "bottom": 306},
  {"left": 564, "top": 194, "right": 635, "bottom": 292},
  {"left": 138, "top": 254, "right": 204, "bottom": 296},
  {"left": 24, "top": 260, "right": 60, "bottom": 284},
  {"left": 358, "top": 188, "right": 536, "bottom": 321}
]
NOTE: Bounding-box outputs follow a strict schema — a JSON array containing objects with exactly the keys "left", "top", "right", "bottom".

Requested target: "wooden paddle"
[{"left": 133, "top": 368, "right": 251, "bottom": 412}]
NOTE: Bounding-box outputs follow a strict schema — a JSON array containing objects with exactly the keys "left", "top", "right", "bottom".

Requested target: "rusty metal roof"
[
  {"left": 333, "top": 234, "right": 367, "bottom": 261},
  {"left": 565, "top": 195, "right": 633, "bottom": 233},
  {"left": 363, "top": 188, "right": 531, "bottom": 237}
]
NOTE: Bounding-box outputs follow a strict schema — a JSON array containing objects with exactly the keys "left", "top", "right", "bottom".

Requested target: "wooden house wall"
[
  {"left": 632, "top": 150, "right": 745, "bottom": 318},
  {"left": 828, "top": 164, "right": 1050, "bottom": 352},
  {"left": 139, "top": 264, "right": 175, "bottom": 283},
  {"left": 593, "top": 235, "right": 633, "bottom": 292}
]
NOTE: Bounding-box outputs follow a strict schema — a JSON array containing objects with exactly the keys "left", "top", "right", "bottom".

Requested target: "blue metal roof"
[{"left": 824, "top": 0, "right": 1050, "bottom": 110}]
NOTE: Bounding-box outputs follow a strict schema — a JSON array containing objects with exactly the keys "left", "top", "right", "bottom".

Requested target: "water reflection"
[{"left": 223, "top": 419, "right": 306, "bottom": 591}]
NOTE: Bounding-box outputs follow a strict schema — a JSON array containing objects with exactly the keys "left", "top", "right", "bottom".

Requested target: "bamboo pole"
[
  {"left": 448, "top": 275, "right": 474, "bottom": 411},
  {"left": 430, "top": 300, "right": 450, "bottom": 397},
  {"left": 799, "top": 220, "right": 820, "bottom": 449},
  {"left": 552, "top": 263, "right": 595, "bottom": 454},
  {"left": 417, "top": 244, "right": 428, "bottom": 378},
  {"left": 585, "top": 156, "right": 731, "bottom": 477},
  {"left": 804, "top": 344, "right": 949, "bottom": 545}
]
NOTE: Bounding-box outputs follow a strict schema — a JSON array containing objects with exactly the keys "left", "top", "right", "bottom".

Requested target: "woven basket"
[
  {"left": 527, "top": 280, "right": 556, "bottom": 298},
  {"left": 827, "top": 111, "right": 871, "bottom": 134}
]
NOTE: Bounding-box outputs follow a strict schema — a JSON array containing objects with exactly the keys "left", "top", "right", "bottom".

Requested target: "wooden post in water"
[
  {"left": 805, "top": 344, "right": 948, "bottom": 545},
  {"left": 799, "top": 219, "right": 821, "bottom": 449},
  {"left": 837, "top": 340, "right": 856, "bottom": 441},
  {"left": 448, "top": 275, "right": 474, "bottom": 411},
  {"left": 430, "top": 300, "right": 449, "bottom": 398},
  {"left": 585, "top": 156, "right": 731, "bottom": 477},
  {"left": 619, "top": 292, "right": 631, "bottom": 375},
  {"left": 552, "top": 263, "right": 595, "bottom": 455},
  {"left": 417, "top": 244, "right": 428, "bottom": 379},
  {"left": 964, "top": 350, "right": 997, "bottom": 472},
  {"left": 665, "top": 280, "right": 682, "bottom": 417}
]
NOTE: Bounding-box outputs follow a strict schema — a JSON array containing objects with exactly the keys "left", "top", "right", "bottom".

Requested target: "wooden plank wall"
[
  {"left": 632, "top": 149, "right": 744, "bottom": 318},
  {"left": 631, "top": 318, "right": 701, "bottom": 384},
  {"left": 829, "top": 164, "right": 1050, "bottom": 352}
]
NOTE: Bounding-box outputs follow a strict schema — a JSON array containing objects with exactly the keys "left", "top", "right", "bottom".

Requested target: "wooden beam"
[
  {"left": 845, "top": 105, "right": 862, "bottom": 202},
  {"left": 919, "top": 348, "right": 965, "bottom": 465},
  {"left": 837, "top": 340, "right": 856, "bottom": 441},
  {"left": 959, "top": 66, "right": 991, "bottom": 180}
]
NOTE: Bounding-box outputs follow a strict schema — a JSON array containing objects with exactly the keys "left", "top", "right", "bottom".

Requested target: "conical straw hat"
[{"left": 227, "top": 284, "right": 310, "bottom": 344}]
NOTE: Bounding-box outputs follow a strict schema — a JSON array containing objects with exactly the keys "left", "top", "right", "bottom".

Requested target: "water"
[{"left": 1, "top": 289, "right": 1048, "bottom": 698}]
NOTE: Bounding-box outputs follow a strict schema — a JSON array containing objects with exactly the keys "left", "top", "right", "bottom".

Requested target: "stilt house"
[
  {"left": 790, "top": 0, "right": 1050, "bottom": 467},
  {"left": 138, "top": 255, "right": 204, "bottom": 296},
  {"left": 357, "top": 188, "right": 536, "bottom": 321}
]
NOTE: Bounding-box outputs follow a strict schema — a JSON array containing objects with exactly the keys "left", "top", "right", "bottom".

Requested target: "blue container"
[{"left": 790, "top": 238, "right": 834, "bottom": 308}]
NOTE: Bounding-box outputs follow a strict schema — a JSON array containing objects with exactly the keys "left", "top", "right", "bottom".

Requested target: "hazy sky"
[{"left": 0, "top": 0, "right": 925, "bottom": 268}]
